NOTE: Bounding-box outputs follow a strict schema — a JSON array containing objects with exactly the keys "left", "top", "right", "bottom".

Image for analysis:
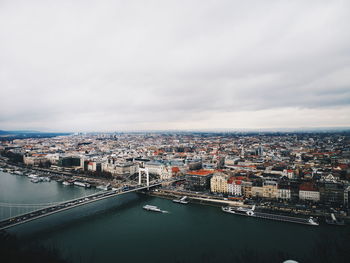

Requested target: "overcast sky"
[{"left": 1, "top": 0, "right": 350, "bottom": 132}]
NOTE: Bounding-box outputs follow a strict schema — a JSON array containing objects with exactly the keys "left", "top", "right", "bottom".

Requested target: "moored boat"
[
  {"left": 74, "top": 181, "right": 91, "bottom": 188},
  {"left": 30, "top": 178, "right": 40, "bottom": 183},
  {"left": 222, "top": 205, "right": 319, "bottom": 226},
  {"left": 325, "top": 213, "right": 345, "bottom": 226},
  {"left": 97, "top": 183, "right": 111, "bottom": 191},
  {"left": 173, "top": 196, "right": 189, "bottom": 204}
]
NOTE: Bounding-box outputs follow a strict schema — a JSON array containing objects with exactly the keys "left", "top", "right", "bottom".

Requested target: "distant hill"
[
  {"left": 0, "top": 130, "right": 39, "bottom": 135},
  {"left": 0, "top": 130, "right": 72, "bottom": 140}
]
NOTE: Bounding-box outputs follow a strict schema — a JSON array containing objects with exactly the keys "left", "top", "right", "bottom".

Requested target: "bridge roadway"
[{"left": 0, "top": 180, "right": 177, "bottom": 231}]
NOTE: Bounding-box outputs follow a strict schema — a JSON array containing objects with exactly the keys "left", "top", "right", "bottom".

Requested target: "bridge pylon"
[{"left": 138, "top": 167, "right": 149, "bottom": 186}]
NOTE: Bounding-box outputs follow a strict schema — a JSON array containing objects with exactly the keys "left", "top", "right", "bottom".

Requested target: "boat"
[
  {"left": 74, "top": 181, "right": 91, "bottom": 188},
  {"left": 173, "top": 196, "right": 189, "bottom": 204},
  {"left": 74, "top": 181, "right": 86, "bottom": 187},
  {"left": 40, "top": 177, "right": 51, "bottom": 182},
  {"left": 143, "top": 205, "right": 162, "bottom": 212},
  {"left": 62, "top": 181, "right": 72, "bottom": 186},
  {"left": 325, "top": 213, "right": 345, "bottom": 226},
  {"left": 222, "top": 205, "right": 319, "bottom": 226},
  {"left": 30, "top": 178, "right": 40, "bottom": 183},
  {"left": 97, "top": 183, "right": 111, "bottom": 191}
]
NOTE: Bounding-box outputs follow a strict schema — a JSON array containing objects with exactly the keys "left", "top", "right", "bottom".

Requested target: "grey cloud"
[{"left": 0, "top": 0, "right": 350, "bottom": 131}]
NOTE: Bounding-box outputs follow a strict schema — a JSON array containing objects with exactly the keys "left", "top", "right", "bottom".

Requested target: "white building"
[
  {"left": 102, "top": 162, "right": 137, "bottom": 176},
  {"left": 227, "top": 178, "right": 242, "bottom": 196},
  {"left": 299, "top": 183, "right": 320, "bottom": 202},
  {"left": 144, "top": 162, "right": 172, "bottom": 180},
  {"left": 283, "top": 169, "right": 295, "bottom": 179},
  {"left": 299, "top": 190, "right": 320, "bottom": 202},
  {"left": 87, "top": 161, "right": 97, "bottom": 171},
  {"left": 278, "top": 188, "right": 291, "bottom": 200},
  {"left": 210, "top": 174, "right": 228, "bottom": 194}
]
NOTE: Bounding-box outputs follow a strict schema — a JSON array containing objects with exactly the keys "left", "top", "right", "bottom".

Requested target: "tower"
[{"left": 138, "top": 167, "right": 150, "bottom": 186}]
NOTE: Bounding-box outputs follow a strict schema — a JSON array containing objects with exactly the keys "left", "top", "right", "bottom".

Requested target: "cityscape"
[
  {"left": 1, "top": 0, "right": 350, "bottom": 263},
  {"left": 1, "top": 131, "right": 350, "bottom": 262}
]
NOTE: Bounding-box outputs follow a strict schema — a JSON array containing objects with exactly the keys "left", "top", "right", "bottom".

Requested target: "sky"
[{"left": 1, "top": 0, "right": 350, "bottom": 132}]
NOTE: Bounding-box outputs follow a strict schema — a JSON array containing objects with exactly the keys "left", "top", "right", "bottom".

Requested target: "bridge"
[{"left": 0, "top": 177, "right": 182, "bottom": 231}]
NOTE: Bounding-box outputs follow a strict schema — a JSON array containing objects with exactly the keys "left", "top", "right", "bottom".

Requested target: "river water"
[{"left": 1, "top": 171, "right": 349, "bottom": 263}]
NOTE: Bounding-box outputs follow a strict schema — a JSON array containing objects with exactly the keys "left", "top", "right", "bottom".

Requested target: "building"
[
  {"left": 251, "top": 186, "right": 264, "bottom": 198},
  {"left": 256, "top": 146, "right": 264, "bottom": 156},
  {"left": 210, "top": 173, "right": 228, "bottom": 194},
  {"left": 185, "top": 170, "right": 213, "bottom": 191},
  {"left": 58, "top": 156, "right": 80, "bottom": 167},
  {"left": 299, "top": 182, "right": 320, "bottom": 202},
  {"left": 283, "top": 169, "right": 295, "bottom": 179},
  {"left": 344, "top": 185, "right": 350, "bottom": 209},
  {"left": 144, "top": 162, "right": 172, "bottom": 180},
  {"left": 278, "top": 186, "right": 291, "bottom": 200},
  {"left": 319, "top": 182, "right": 345, "bottom": 207},
  {"left": 251, "top": 181, "right": 264, "bottom": 198},
  {"left": 23, "top": 154, "right": 49, "bottom": 166},
  {"left": 224, "top": 156, "right": 238, "bottom": 167},
  {"left": 242, "top": 181, "right": 252, "bottom": 198},
  {"left": 102, "top": 161, "right": 137, "bottom": 176},
  {"left": 263, "top": 180, "right": 278, "bottom": 199},
  {"left": 290, "top": 180, "right": 301, "bottom": 201},
  {"left": 186, "top": 159, "right": 202, "bottom": 170},
  {"left": 86, "top": 161, "right": 101, "bottom": 172},
  {"left": 227, "top": 177, "right": 242, "bottom": 196}
]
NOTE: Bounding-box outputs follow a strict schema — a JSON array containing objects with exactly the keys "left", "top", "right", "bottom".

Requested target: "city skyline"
[{"left": 1, "top": 0, "right": 350, "bottom": 132}]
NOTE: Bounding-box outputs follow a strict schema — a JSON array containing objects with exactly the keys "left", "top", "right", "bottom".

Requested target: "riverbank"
[
  {"left": 0, "top": 159, "right": 123, "bottom": 190},
  {"left": 147, "top": 189, "right": 350, "bottom": 223},
  {"left": 147, "top": 189, "right": 247, "bottom": 208}
]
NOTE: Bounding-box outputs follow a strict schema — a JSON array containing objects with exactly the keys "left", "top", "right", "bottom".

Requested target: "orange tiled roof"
[{"left": 187, "top": 169, "right": 213, "bottom": 176}]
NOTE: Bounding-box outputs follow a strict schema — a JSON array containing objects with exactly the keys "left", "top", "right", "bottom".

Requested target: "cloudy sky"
[{"left": 1, "top": 0, "right": 350, "bottom": 132}]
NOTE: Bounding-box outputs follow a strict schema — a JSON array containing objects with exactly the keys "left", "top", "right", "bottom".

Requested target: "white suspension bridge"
[{"left": 0, "top": 171, "right": 182, "bottom": 231}]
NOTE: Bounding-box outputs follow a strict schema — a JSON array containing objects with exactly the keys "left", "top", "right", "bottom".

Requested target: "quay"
[{"left": 147, "top": 189, "right": 350, "bottom": 223}]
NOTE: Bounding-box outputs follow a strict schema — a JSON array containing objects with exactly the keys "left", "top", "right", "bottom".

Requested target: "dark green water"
[{"left": 1, "top": 171, "right": 350, "bottom": 263}]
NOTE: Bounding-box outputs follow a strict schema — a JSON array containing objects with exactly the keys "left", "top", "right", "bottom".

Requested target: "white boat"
[
  {"left": 97, "top": 183, "right": 111, "bottom": 191},
  {"left": 74, "top": 181, "right": 86, "bottom": 187},
  {"left": 30, "top": 178, "right": 40, "bottom": 183},
  {"left": 173, "top": 196, "right": 189, "bottom": 204},
  {"left": 62, "top": 181, "right": 72, "bottom": 186},
  {"left": 74, "top": 181, "right": 91, "bottom": 188},
  {"left": 143, "top": 205, "right": 162, "bottom": 212},
  {"left": 222, "top": 205, "right": 319, "bottom": 226}
]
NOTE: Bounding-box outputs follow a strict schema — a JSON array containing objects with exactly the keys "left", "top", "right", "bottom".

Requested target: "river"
[{"left": 1, "top": 171, "right": 349, "bottom": 263}]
